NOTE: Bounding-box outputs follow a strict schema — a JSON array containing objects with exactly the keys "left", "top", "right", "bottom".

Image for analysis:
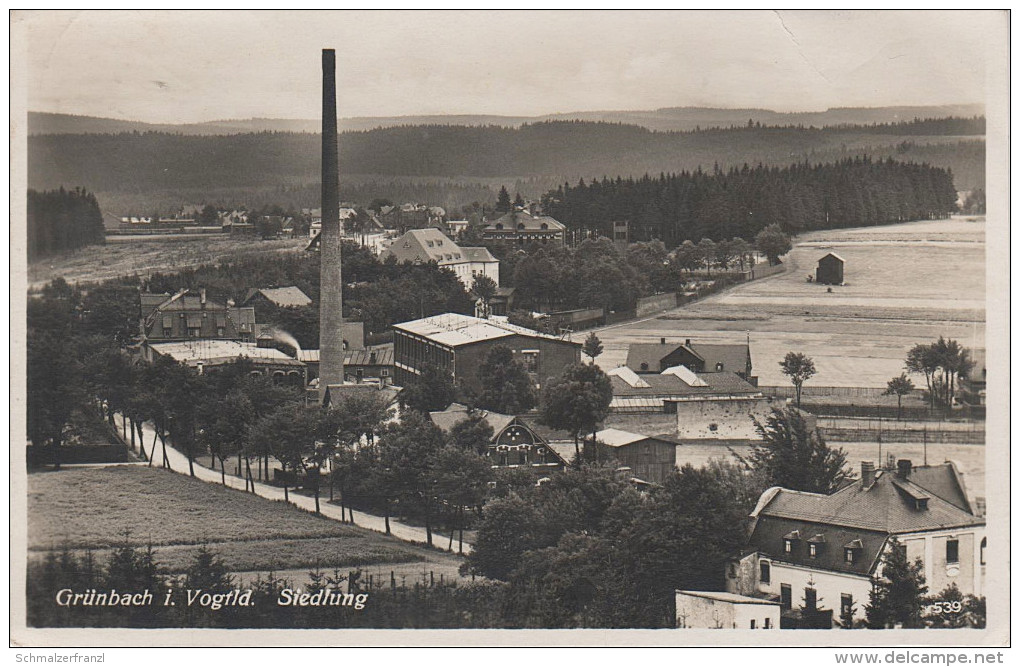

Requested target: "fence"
[
  {"left": 740, "top": 262, "right": 786, "bottom": 281},
  {"left": 760, "top": 386, "right": 888, "bottom": 399}
]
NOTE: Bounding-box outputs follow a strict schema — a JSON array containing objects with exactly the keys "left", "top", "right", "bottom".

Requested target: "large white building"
[
  {"left": 726, "top": 460, "right": 985, "bottom": 628},
  {"left": 380, "top": 228, "right": 499, "bottom": 289}
]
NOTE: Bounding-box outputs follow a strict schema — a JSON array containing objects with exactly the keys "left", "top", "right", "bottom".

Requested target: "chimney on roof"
[
  {"left": 685, "top": 338, "right": 691, "bottom": 346},
  {"left": 897, "top": 459, "right": 913, "bottom": 479},
  {"left": 200, "top": 288, "right": 207, "bottom": 306},
  {"left": 861, "top": 461, "right": 876, "bottom": 488},
  {"left": 369, "top": 351, "right": 377, "bottom": 365}
]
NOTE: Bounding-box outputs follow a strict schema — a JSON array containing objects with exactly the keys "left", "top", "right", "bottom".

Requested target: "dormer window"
[
  {"left": 437, "top": 240, "right": 443, "bottom": 246},
  {"left": 844, "top": 539, "right": 863, "bottom": 564},
  {"left": 808, "top": 544, "right": 818, "bottom": 558},
  {"left": 807, "top": 534, "right": 826, "bottom": 558},
  {"left": 715, "top": 362, "right": 724, "bottom": 371},
  {"left": 915, "top": 498, "right": 928, "bottom": 511},
  {"left": 845, "top": 548, "right": 855, "bottom": 563},
  {"left": 783, "top": 530, "right": 801, "bottom": 555}
]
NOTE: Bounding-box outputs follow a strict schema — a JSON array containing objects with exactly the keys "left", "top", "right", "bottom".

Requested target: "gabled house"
[
  {"left": 626, "top": 337, "right": 754, "bottom": 383},
  {"left": 482, "top": 209, "right": 566, "bottom": 245},
  {"left": 727, "top": 460, "right": 985, "bottom": 627},
  {"left": 607, "top": 365, "right": 761, "bottom": 413},
  {"left": 379, "top": 228, "right": 499, "bottom": 289},
  {"left": 139, "top": 289, "right": 256, "bottom": 342},
  {"left": 429, "top": 403, "right": 568, "bottom": 470}
]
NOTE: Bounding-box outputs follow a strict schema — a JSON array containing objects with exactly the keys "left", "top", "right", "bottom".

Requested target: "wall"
[
  {"left": 901, "top": 528, "right": 984, "bottom": 598},
  {"left": 453, "top": 335, "right": 580, "bottom": 395},
  {"left": 634, "top": 292, "right": 679, "bottom": 318},
  {"left": 602, "top": 439, "right": 676, "bottom": 484},
  {"left": 759, "top": 558, "right": 873, "bottom": 625},
  {"left": 674, "top": 397, "right": 778, "bottom": 440},
  {"left": 675, "top": 592, "right": 780, "bottom": 630}
]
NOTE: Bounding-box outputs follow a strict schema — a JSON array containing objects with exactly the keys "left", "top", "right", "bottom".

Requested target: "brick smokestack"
[{"left": 318, "top": 48, "right": 344, "bottom": 402}]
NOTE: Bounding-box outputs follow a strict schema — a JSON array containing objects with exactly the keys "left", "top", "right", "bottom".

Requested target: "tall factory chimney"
[{"left": 318, "top": 48, "right": 344, "bottom": 402}]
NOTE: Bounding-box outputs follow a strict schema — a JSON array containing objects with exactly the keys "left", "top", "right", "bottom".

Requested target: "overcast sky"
[{"left": 18, "top": 10, "right": 999, "bottom": 124}]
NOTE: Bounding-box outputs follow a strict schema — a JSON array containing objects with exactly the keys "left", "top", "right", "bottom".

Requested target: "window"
[
  {"left": 764, "top": 618, "right": 772, "bottom": 629},
  {"left": 521, "top": 351, "right": 539, "bottom": 374},
  {"left": 759, "top": 561, "right": 771, "bottom": 584},
  {"left": 216, "top": 326, "right": 225, "bottom": 337},
  {"left": 749, "top": 620, "right": 756, "bottom": 629},
  {"left": 640, "top": 362, "right": 649, "bottom": 371},
  {"left": 981, "top": 537, "right": 986, "bottom": 565},
  {"left": 946, "top": 539, "right": 960, "bottom": 564},
  {"left": 808, "top": 543, "right": 818, "bottom": 559},
  {"left": 845, "top": 548, "right": 855, "bottom": 564},
  {"left": 715, "top": 362, "right": 724, "bottom": 371},
  {"left": 188, "top": 327, "right": 201, "bottom": 338},
  {"left": 162, "top": 326, "right": 173, "bottom": 337},
  {"left": 780, "top": 584, "right": 792, "bottom": 610},
  {"left": 381, "top": 368, "right": 389, "bottom": 377},
  {"left": 784, "top": 540, "right": 793, "bottom": 554},
  {"left": 841, "top": 594, "right": 853, "bottom": 619}
]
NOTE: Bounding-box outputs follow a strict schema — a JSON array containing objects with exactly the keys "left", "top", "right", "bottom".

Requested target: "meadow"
[
  {"left": 27, "top": 235, "right": 307, "bottom": 290},
  {"left": 594, "top": 217, "right": 986, "bottom": 388},
  {"left": 27, "top": 466, "right": 451, "bottom": 574}
]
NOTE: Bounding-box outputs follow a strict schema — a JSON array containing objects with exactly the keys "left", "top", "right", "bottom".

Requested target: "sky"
[{"left": 17, "top": 10, "right": 1001, "bottom": 124}]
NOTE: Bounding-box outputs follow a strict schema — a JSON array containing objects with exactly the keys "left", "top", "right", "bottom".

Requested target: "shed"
[{"left": 815, "top": 252, "right": 845, "bottom": 285}]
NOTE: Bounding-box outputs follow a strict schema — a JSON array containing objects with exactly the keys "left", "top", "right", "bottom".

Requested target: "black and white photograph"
[{"left": 9, "top": 9, "right": 1010, "bottom": 650}]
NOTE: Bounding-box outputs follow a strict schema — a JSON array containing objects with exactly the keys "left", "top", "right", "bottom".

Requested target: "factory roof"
[
  {"left": 393, "top": 313, "right": 575, "bottom": 348},
  {"left": 146, "top": 340, "right": 304, "bottom": 367}
]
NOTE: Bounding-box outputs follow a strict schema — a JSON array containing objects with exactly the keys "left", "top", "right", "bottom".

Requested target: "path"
[{"left": 123, "top": 416, "right": 472, "bottom": 554}]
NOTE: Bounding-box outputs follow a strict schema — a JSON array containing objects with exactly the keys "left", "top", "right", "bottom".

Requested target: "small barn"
[
  {"left": 815, "top": 252, "right": 845, "bottom": 285},
  {"left": 586, "top": 428, "right": 678, "bottom": 484}
]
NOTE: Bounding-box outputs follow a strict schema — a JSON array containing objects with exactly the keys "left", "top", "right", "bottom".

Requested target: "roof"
[
  {"left": 345, "top": 347, "right": 394, "bottom": 366},
  {"left": 626, "top": 341, "right": 751, "bottom": 376},
  {"left": 610, "top": 371, "right": 759, "bottom": 398},
  {"left": 485, "top": 210, "right": 566, "bottom": 232},
  {"left": 323, "top": 383, "right": 399, "bottom": 407},
  {"left": 749, "top": 515, "right": 889, "bottom": 577},
  {"left": 393, "top": 313, "right": 576, "bottom": 348},
  {"left": 379, "top": 228, "right": 469, "bottom": 265},
  {"left": 460, "top": 247, "right": 497, "bottom": 262},
  {"left": 245, "top": 286, "right": 312, "bottom": 308},
  {"left": 758, "top": 467, "right": 981, "bottom": 535},
  {"left": 428, "top": 403, "right": 515, "bottom": 437},
  {"left": 588, "top": 428, "right": 672, "bottom": 448},
  {"left": 297, "top": 349, "right": 319, "bottom": 363},
  {"left": 676, "top": 591, "right": 780, "bottom": 606},
  {"left": 818, "top": 252, "right": 846, "bottom": 263},
  {"left": 147, "top": 340, "right": 304, "bottom": 367}
]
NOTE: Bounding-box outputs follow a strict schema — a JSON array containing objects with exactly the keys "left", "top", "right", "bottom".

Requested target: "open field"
[
  {"left": 594, "top": 217, "right": 986, "bottom": 388},
  {"left": 28, "top": 235, "right": 307, "bottom": 290},
  {"left": 27, "top": 466, "right": 450, "bottom": 574}
]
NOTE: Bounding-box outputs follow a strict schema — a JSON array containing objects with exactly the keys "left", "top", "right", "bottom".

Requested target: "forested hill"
[
  {"left": 542, "top": 158, "right": 958, "bottom": 246},
  {"left": 29, "top": 104, "right": 984, "bottom": 135},
  {"left": 28, "top": 119, "right": 986, "bottom": 200}
]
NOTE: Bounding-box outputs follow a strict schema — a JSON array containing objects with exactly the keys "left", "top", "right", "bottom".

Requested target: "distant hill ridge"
[{"left": 28, "top": 104, "right": 984, "bottom": 136}]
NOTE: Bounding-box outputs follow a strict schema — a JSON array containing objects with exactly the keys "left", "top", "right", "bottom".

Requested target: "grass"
[
  {"left": 27, "top": 466, "right": 446, "bottom": 574},
  {"left": 28, "top": 235, "right": 307, "bottom": 290}
]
